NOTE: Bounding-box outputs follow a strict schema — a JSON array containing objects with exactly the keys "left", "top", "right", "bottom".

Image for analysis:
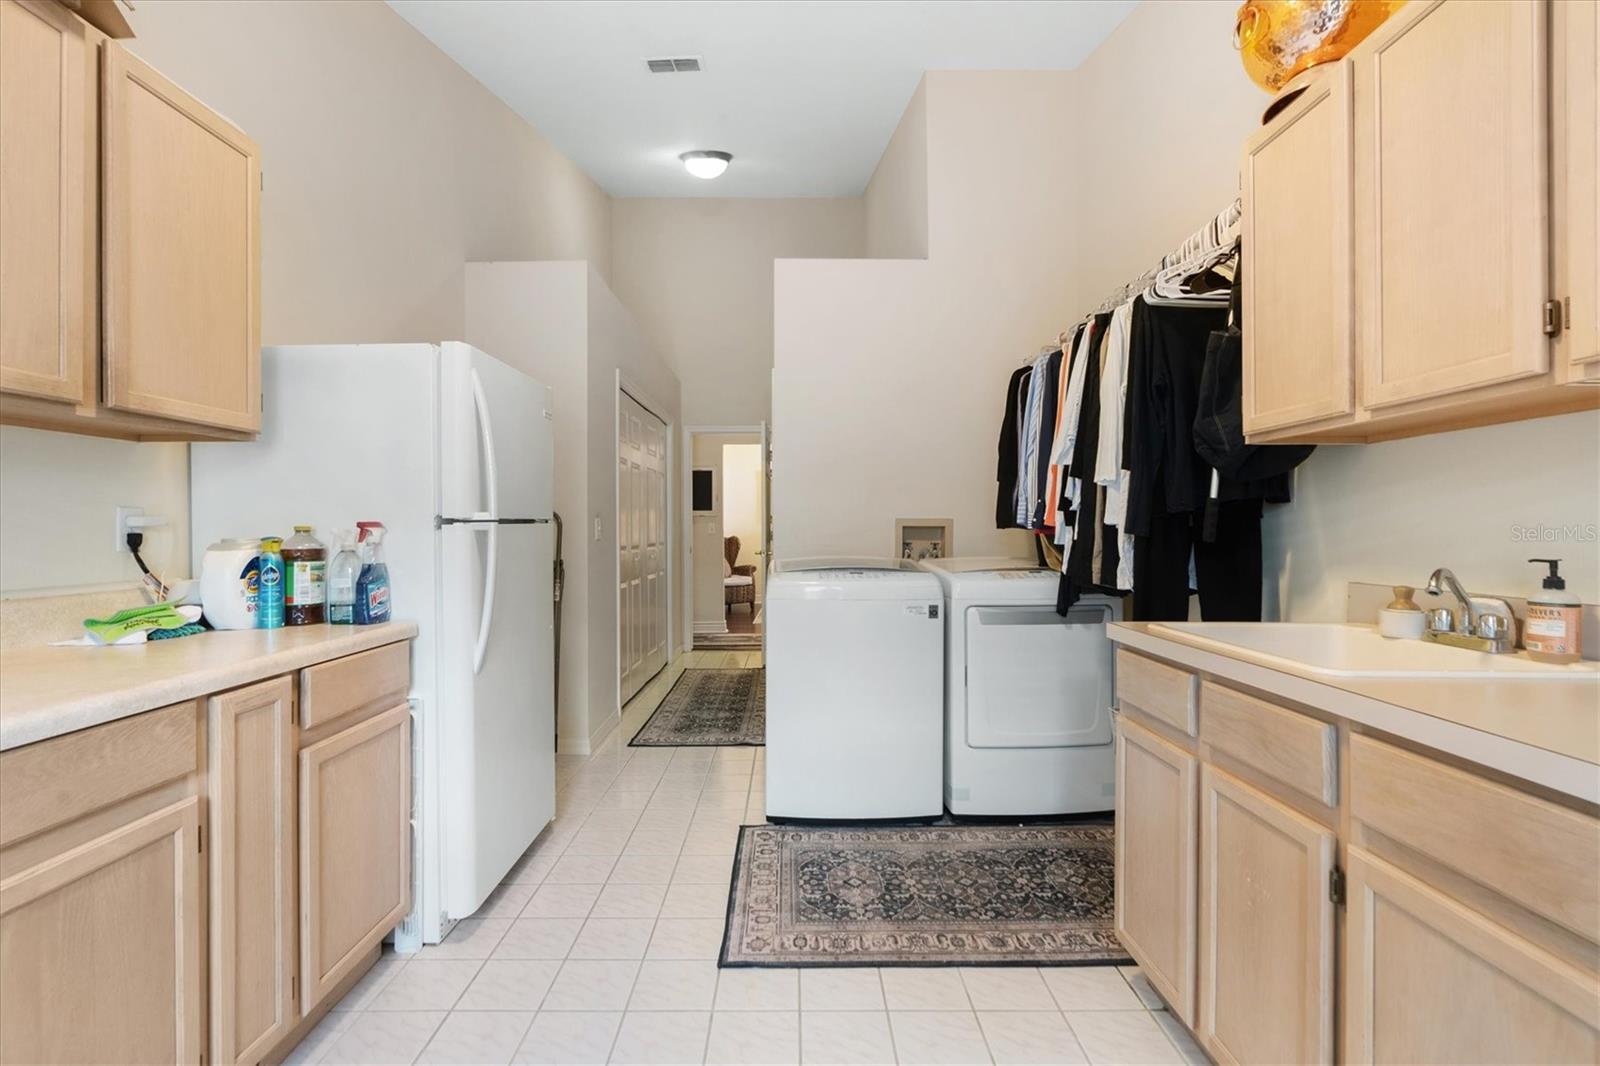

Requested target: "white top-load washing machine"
[
  {"left": 765, "top": 557, "right": 945, "bottom": 821},
  {"left": 919, "top": 557, "right": 1120, "bottom": 817}
]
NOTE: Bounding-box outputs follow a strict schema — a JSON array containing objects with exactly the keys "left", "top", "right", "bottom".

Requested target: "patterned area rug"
[
  {"left": 721, "top": 824, "right": 1129, "bottom": 967},
  {"left": 693, "top": 632, "right": 762, "bottom": 650},
  {"left": 629, "top": 668, "right": 765, "bottom": 747}
]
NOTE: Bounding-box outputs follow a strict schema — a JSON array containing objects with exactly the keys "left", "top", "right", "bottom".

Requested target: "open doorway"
[{"left": 686, "top": 426, "right": 767, "bottom": 650}]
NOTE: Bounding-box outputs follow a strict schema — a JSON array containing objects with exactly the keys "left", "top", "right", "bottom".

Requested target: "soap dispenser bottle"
[{"left": 1526, "top": 559, "right": 1581, "bottom": 663}]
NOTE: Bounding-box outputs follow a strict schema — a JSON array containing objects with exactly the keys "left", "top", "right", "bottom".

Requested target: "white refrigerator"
[{"left": 191, "top": 342, "right": 556, "bottom": 948}]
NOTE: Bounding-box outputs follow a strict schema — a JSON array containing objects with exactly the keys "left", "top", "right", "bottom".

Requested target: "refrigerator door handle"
[
  {"left": 470, "top": 367, "right": 500, "bottom": 521},
  {"left": 473, "top": 522, "right": 498, "bottom": 675}
]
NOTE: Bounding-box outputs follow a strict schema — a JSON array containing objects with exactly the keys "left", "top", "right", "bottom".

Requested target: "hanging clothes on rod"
[{"left": 991, "top": 196, "right": 1310, "bottom": 622}]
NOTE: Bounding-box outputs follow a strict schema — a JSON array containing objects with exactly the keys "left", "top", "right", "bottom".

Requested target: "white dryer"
[
  {"left": 919, "top": 557, "right": 1119, "bottom": 817},
  {"left": 764, "top": 558, "right": 945, "bottom": 821}
]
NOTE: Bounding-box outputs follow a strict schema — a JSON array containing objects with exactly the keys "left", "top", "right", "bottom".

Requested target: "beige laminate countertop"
[
  {"left": 0, "top": 622, "right": 418, "bottom": 752},
  {"left": 1110, "top": 622, "right": 1600, "bottom": 803}
]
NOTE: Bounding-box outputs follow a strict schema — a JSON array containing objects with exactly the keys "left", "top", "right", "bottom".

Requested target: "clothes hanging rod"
[
  {"left": 1025, "top": 197, "right": 1242, "bottom": 364},
  {"left": 1089, "top": 197, "right": 1241, "bottom": 316}
]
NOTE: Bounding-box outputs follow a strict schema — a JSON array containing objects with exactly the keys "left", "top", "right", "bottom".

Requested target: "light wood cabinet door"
[
  {"left": 1556, "top": 0, "right": 1599, "bottom": 375},
  {"left": 1197, "top": 765, "right": 1335, "bottom": 1066},
  {"left": 208, "top": 676, "right": 296, "bottom": 1063},
  {"left": 0, "top": 797, "right": 204, "bottom": 1065},
  {"left": 1357, "top": 0, "right": 1550, "bottom": 408},
  {"left": 1242, "top": 61, "right": 1354, "bottom": 434},
  {"left": 101, "top": 41, "right": 260, "bottom": 432},
  {"left": 1343, "top": 847, "right": 1600, "bottom": 1064},
  {"left": 0, "top": 0, "right": 88, "bottom": 404},
  {"left": 1114, "top": 715, "right": 1198, "bottom": 1024},
  {"left": 300, "top": 703, "right": 410, "bottom": 1015}
]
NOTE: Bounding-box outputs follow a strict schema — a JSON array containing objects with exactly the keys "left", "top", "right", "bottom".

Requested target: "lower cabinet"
[
  {"left": 0, "top": 798, "right": 204, "bottom": 1064},
  {"left": 1197, "top": 764, "right": 1335, "bottom": 1065},
  {"left": 299, "top": 703, "right": 411, "bottom": 1014},
  {"left": 1343, "top": 848, "right": 1600, "bottom": 1064},
  {"left": 0, "top": 640, "right": 414, "bottom": 1064},
  {"left": 1113, "top": 715, "right": 1198, "bottom": 1024},
  {"left": 1114, "top": 655, "right": 1600, "bottom": 1065},
  {"left": 208, "top": 676, "right": 297, "bottom": 1063}
]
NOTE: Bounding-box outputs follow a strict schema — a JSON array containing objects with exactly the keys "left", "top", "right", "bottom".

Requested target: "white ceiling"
[{"left": 387, "top": 0, "right": 1139, "bottom": 198}]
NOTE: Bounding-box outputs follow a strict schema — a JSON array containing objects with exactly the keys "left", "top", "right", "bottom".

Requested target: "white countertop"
[
  {"left": 1110, "top": 622, "right": 1600, "bottom": 804},
  {"left": 0, "top": 622, "right": 418, "bottom": 751}
]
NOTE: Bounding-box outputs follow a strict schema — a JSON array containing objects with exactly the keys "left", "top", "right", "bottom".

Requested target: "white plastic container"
[{"left": 200, "top": 539, "right": 261, "bottom": 630}]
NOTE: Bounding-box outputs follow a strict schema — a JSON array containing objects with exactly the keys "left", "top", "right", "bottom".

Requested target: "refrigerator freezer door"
[
  {"left": 439, "top": 342, "right": 553, "bottom": 521},
  {"left": 438, "top": 521, "right": 556, "bottom": 919}
]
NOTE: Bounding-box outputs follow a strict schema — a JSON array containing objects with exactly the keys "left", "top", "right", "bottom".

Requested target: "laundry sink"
[{"left": 1147, "top": 622, "right": 1599, "bottom": 680}]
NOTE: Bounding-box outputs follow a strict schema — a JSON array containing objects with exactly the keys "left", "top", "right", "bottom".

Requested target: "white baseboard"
[
  {"left": 693, "top": 620, "right": 729, "bottom": 635},
  {"left": 587, "top": 709, "right": 620, "bottom": 753}
]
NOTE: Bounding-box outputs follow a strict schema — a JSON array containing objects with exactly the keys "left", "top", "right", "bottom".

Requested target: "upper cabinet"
[
  {"left": 0, "top": 0, "right": 88, "bottom": 405},
  {"left": 1556, "top": 0, "right": 1600, "bottom": 380},
  {"left": 0, "top": 1, "right": 260, "bottom": 440},
  {"left": 1242, "top": 61, "right": 1354, "bottom": 433},
  {"left": 1243, "top": 0, "right": 1600, "bottom": 443},
  {"left": 1359, "top": 0, "right": 1549, "bottom": 408},
  {"left": 101, "top": 43, "right": 260, "bottom": 433}
]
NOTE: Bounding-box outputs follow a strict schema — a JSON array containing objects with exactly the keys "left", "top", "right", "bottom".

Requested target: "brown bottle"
[{"left": 282, "top": 525, "right": 327, "bottom": 625}]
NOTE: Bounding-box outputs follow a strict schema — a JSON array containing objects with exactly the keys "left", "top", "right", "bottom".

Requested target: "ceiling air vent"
[{"left": 645, "top": 56, "right": 701, "bottom": 74}]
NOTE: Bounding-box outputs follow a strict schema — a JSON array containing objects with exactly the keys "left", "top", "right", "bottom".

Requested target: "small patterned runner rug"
[
  {"left": 693, "top": 632, "right": 762, "bottom": 650},
  {"left": 720, "top": 823, "right": 1129, "bottom": 967},
  {"left": 629, "top": 668, "right": 765, "bottom": 747}
]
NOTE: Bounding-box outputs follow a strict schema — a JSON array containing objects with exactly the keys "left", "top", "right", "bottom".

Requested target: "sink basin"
[{"left": 1147, "top": 622, "right": 1599, "bottom": 680}]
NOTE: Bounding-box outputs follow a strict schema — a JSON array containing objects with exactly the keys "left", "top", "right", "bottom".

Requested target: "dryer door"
[{"left": 965, "top": 602, "right": 1113, "bottom": 748}]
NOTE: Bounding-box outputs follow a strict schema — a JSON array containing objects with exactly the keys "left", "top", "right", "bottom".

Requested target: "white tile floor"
[{"left": 288, "top": 650, "right": 1207, "bottom": 1065}]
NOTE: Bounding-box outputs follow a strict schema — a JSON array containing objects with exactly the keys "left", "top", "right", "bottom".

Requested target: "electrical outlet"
[{"left": 114, "top": 506, "right": 144, "bottom": 552}]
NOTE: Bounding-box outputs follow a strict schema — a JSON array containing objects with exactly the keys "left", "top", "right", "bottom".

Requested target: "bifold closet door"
[{"left": 618, "top": 391, "right": 668, "bottom": 705}]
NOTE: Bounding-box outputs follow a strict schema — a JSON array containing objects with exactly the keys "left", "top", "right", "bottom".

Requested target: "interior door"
[{"left": 619, "top": 391, "right": 668, "bottom": 705}]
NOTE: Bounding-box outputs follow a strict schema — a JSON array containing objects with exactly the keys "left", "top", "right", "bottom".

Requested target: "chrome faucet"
[{"left": 1424, "top": 567, "right": 1516, "bottom": 653}]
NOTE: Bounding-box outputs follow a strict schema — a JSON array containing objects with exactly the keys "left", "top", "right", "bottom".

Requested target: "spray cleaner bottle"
[{"left": 354, "top": 521, "right": 391, "bottom": 625}]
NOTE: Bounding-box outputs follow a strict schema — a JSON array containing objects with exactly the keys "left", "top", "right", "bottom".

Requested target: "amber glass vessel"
[{"left": 1235, "top": 0, "right": 1407, "bottom": 93}]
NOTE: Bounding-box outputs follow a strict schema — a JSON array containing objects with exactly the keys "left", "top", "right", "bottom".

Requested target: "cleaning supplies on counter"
[
  {"left": 327, "top": 530, "right": 360, "bottom": 625},
  {"left": 1378, "top": 585, "right": 1425, "bottom": 639},
  {"left": 50, "top": 604, "right": 204, "bottom": 646},
  {"left": 200, "top": 539, "right": 260, "bottom": 630},
  {"left": 257, "top": 537, "right": 286, "bottom": 629},
  {"left": 354, "top": 521, "right": 391, "bottom": 625},
  {"left": 283, "top": 526, "right": 327, "bottom": 625},
  {"left": 1525, "top": 559, "right": 1582, "bottom": 663}
]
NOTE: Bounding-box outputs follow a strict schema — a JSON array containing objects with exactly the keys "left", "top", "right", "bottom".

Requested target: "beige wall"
[
  {"left": 774, "top": 70, "right": 1078, "bottom": 562},
  {"left": 464, "top": 262, "right": 593, "bottom": 750},
  {"left": 466, "top": 262, "right": 683, "bottom": 753},
  {"left": 864, "top": 78, "right": 929, "bottom": 260},
  {"left": 0, "top": 0, "right": 613, "bottom": 601},
  {"left": 776, "top": 0, "right": 1599, "bottom": 609},
  {"left": 610, "top": 199, "right": 865, "bottom": 426}
]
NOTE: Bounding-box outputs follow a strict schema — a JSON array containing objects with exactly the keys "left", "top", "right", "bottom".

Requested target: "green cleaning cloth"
[
  {"left": 83, "top": 604, "right": 192, "bottom": 644},
  {"left": 149, "top": 623, "right": 206, "bottom": 641}
]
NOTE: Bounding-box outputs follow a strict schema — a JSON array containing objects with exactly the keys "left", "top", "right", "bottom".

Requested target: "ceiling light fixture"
[{"left": 680, "top": 150, "right": 732, "bottom": 180}]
